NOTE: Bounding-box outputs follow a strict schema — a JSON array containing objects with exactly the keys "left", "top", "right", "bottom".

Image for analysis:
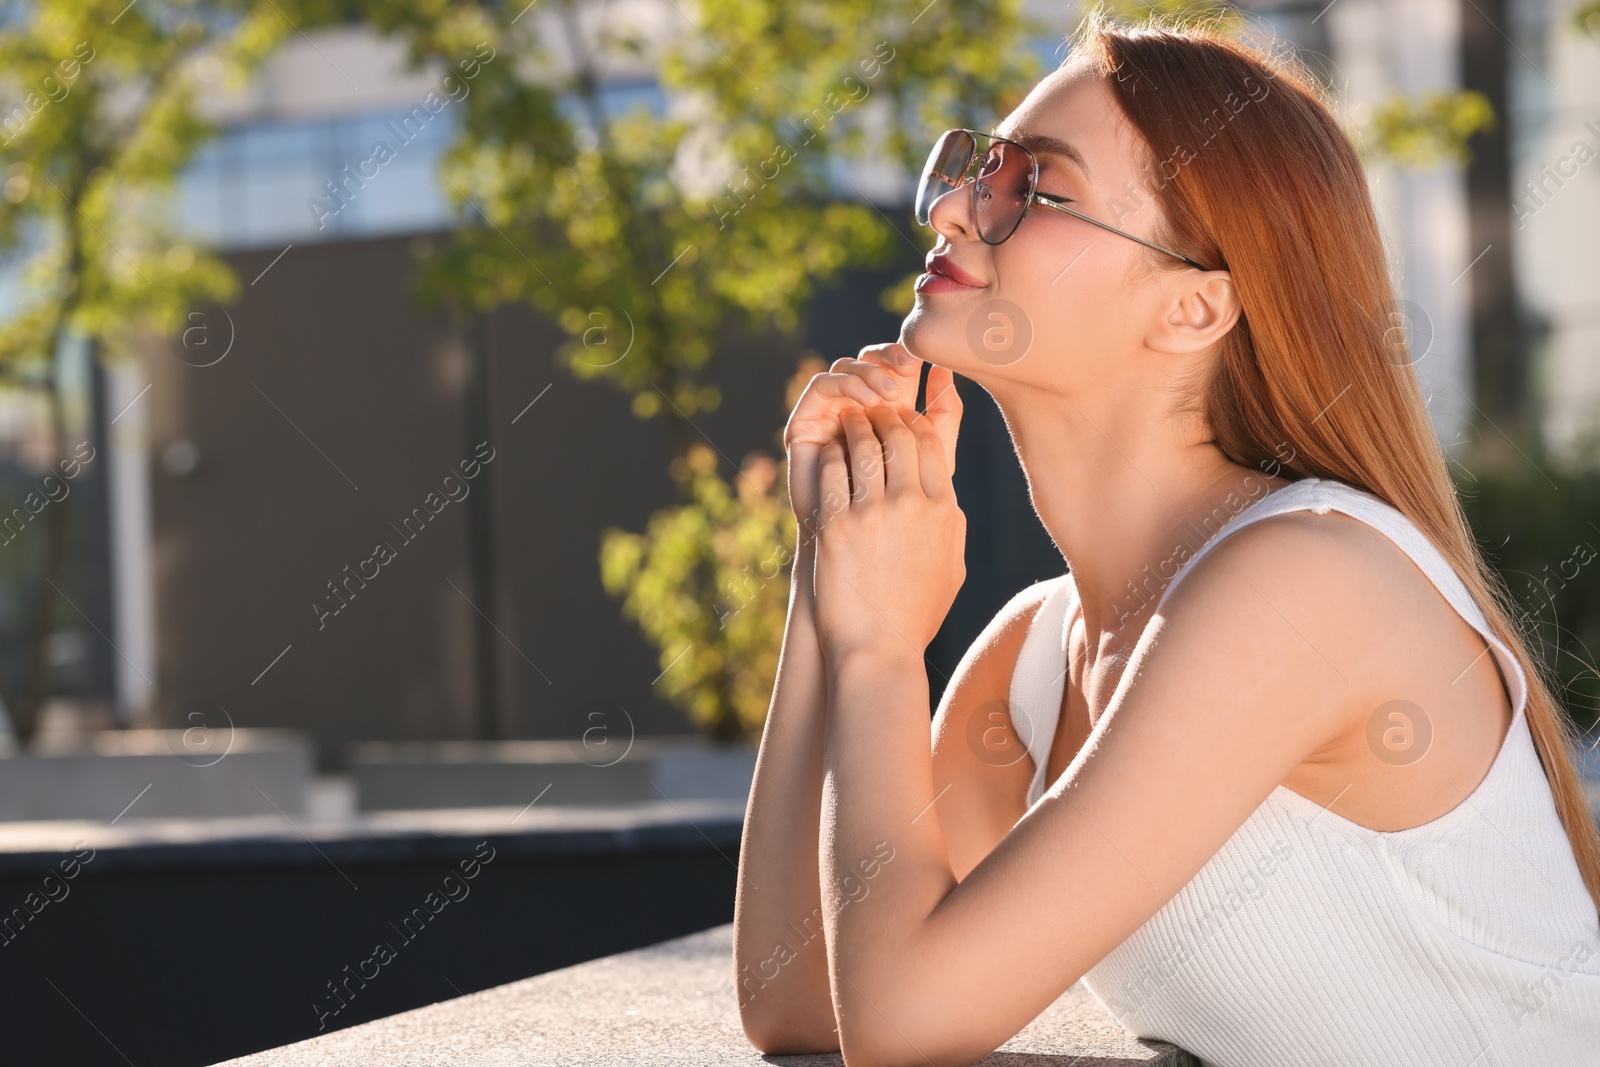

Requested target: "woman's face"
[{"left": 899, "top": 63, "right": 1189, "bottom": 392}]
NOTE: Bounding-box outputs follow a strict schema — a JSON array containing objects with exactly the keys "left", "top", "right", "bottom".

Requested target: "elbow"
[
  {"left": 837, "top": 1033, "right": 909, "bottom": 1067},
  {"left": 741, "top": 1017, "right": 840, "bottom": 1056},
  {"left": 838, "top": 1033, "right": 988, "bottom": 1067},
  {"left": 838, "top": 1030, "right": 972, "bottom": 1067},
  {"left": 835, "top": 989, "right": 987, "bottom": 1067},
  {"left": 739, "top": 1001, "right": 839, "bottom": 1055}
]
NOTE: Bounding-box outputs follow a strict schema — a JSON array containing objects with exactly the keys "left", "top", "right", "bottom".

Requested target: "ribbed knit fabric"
[{"left": 1005, "top": 477, "right": 1600, "bottom": 1066}]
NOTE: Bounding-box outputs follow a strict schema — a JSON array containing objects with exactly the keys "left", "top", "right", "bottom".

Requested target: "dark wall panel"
[
  {"left": 151, "top": 235, "right": 484, "bottom": 764},
  {"left": 0, "top": 838, "right": 738, "bottom": 1066},
  {"left": 150, "top": 233, "right": 1057, "bottom": 761}
]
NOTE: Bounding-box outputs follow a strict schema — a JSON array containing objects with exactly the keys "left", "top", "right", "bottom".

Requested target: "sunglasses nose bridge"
[
  {"left": 919, "top": 131, "right": 1025, "bottom": 235},
  {"left": 918, "top": 154, "right": 976, "bottom": 226}
]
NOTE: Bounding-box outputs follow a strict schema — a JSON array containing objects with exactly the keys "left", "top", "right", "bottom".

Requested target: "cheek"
[
  {"left": 999, "top": 230, "right": 1120, "bottom": 329},
  {"left": 1011, "top": 221, "right": 1116, "bottom": 290},
  {"left": 1005, "top": 232, "right": 1159, "bottom": 373}
]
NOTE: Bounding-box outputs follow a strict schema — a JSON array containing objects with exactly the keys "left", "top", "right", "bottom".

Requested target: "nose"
[{"left": 927, "top": 172, "right": 977, "bottom": 243}]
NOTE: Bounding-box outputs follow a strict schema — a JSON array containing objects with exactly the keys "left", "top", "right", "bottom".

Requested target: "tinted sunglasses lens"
[
  {"left": 915, "top": 130, "right": 975, "bottom": 225},
  {"left": 973, "top": 141, "right": 1032, "bottom": 243}
]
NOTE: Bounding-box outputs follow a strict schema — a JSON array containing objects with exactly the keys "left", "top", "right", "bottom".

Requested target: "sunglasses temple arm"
[{"left": 1035, "top": 197, "right": 1208, "bottom": 271}]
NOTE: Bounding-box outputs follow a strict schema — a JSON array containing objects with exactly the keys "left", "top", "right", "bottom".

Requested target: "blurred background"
[{"left": 0, "top": 0, "right": 1596, "bottom": 1063}]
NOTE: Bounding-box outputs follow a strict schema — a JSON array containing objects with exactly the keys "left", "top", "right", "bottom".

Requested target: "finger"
[
  {"left": 865, "top": 400, "right": 920, "bottom": 498},
  {"left": 786, "top": 374, "right": 884, "bottom": 450},
  {"left": 838, "top": 355, "right": 915, "bottom": 412},
  {"left": 817, "top": 438, "right": 851, "bottom": 515},
  {"left": 857, "top": 342, "right": 921, "bottom": 383},
  {"left": 901, "top": 406, "right": 954, "bottom": 498},
  {"left": 813, "top": 371, "right": 886, "bottom": 410},
  {"left": 840, "top": 404, "right": 885, "bottom": 504},
  {"left": 920, "top": 363, "right": 963, "bottom": 475}
]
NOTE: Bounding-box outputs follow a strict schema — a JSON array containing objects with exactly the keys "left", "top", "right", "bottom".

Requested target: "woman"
[{"left": 733, "top": 12, "right": 1600, "bottom": 1067}]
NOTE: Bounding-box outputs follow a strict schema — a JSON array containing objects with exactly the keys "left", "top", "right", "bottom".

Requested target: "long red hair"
[{"left": 1069, "top": 10, "right": 1600, "bottom": 918}]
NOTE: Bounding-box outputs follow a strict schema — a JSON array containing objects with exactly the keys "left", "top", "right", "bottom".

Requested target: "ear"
[{"left": 1145, "top": 271, "right": 1241, "bottom": 355}]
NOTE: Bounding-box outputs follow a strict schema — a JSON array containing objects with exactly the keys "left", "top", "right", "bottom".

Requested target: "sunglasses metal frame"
[{"left": 919, "top": 128, "right": 1213, "bottom": 272}]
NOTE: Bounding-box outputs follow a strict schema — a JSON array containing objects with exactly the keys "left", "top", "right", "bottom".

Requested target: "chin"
[
  {"left": 900, "top": 295, "right": 1034, "bottom": 380},
  {"left": 898, "top": 304, "right": 944, "bottom": 362}
]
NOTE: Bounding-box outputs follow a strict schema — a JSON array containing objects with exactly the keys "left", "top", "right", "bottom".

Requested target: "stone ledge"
[
  {"left": 350, "top": 738, "right": 758, "bottom": 810},
  {"left": 212, "top": 922, "right": 1197, "bottom": 1067}
]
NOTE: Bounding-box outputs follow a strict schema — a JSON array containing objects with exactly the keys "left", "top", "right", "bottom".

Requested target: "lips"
[{"left": 925, "top": 252, "right": 985, "bottom": 288}]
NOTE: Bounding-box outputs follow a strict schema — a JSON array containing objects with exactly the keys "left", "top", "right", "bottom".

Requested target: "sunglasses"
[{"left": 914, "top": 128, "right": 1211, "bottom": 271}]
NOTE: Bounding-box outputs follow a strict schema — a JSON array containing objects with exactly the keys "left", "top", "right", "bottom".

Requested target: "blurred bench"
[{"left": 0, "top": 728, "right": 312, "bottom": 821}]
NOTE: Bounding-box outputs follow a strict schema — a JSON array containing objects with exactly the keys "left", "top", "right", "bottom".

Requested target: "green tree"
[
  {"left": 0, "top": 0, "right": 291, "bottom": 740},
  {"left": 600, "top": 441, "right": 793, "bottom": 742},
  {"left": 1575, "top": 1, "right": 1600, "bottom": 36},
  {"left": 1101, "top": 0, "right": 1496, "bottom": 166},
  {"left": 1363, "top": 89, "right": 1495, "bottom": 168},
  {"left": 390, "top": 0, "right": 1495, "bottom": 744},
  {"left": 370, "top": 0, "right": 1043, "bottom": 742},
  {"left": 4, "top": 0, "right": 1499, "bottom": 748},
  {"left": 1455, "top": 454, "right": 1600, "bottom": 736}
]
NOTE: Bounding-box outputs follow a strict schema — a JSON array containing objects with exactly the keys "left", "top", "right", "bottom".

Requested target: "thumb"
[{"left": 921, "top": 363, "right": 963, "bottom": 474}]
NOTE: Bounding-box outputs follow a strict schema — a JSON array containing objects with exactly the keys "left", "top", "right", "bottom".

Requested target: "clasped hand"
[{"left": 783, "top": 342, "right": 966, "bottom": 662}]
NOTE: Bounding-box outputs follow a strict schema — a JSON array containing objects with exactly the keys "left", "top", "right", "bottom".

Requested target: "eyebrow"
[{"left": 991, "top": 128, "right": 1091, "bottom": 179}]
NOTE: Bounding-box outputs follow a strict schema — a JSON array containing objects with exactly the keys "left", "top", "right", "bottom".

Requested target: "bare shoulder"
[
  {"left": 1157, "top": 508, "right": 1426, "bottom": 664},
  {"left": 931, "top": 575, "right": 1070, "bottom": 877},
  {"left": 934, "top": 575, "right": 1067, "bottom": 721},
  {"left": 967, "top": 575, "right": 1068, "bottom": 663},
  {"left": 1165, "top": 506, "right": 1518, "bottom": 828},
  {"left": 1124, "top": 513, "right": 1404, "bottom": 723},
  {"left": 1164, "top": 507, "right": 1429, "bottom": 619},
  {"left": 1148, "top": 508, "right": 1504, "bottom": 801}
]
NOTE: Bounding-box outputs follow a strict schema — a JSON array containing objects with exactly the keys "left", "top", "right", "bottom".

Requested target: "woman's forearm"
[
  {"left": 733, "top": 501, "right": 840, "bottom": 1051},
  {"left": 820, "top": 646, "right": 958, "bottom": 1056}
]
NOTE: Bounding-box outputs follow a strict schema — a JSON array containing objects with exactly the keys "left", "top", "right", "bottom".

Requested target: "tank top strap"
[
  {"left": 1154, "top": 477, "right": 1529, "bottom": 718},
  {"left": 1007, "top": 573, "right": 1078, "bottom": 808}
]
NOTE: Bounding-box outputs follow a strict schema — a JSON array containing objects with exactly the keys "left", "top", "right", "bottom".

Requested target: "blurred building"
[
  {"left": 1, "top": 0, "right": 1590, "bottom": 761},
  {"left": 1509, "top": 0, "right": 1600, "bottom": 459}
]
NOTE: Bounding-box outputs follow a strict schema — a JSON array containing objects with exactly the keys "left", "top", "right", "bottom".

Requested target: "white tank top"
[{"left": 1005, "top": 476, "right": 1600, "bottom": 1066}]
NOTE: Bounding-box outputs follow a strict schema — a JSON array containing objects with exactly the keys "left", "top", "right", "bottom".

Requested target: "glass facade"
[
  {"left": 177, "top": 79, "right": 672, "bottom": 250},
  {"left": 178, "top": 109, "right": 460, "bottom": 250}
]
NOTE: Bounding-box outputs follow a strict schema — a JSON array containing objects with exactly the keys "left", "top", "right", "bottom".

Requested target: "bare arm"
[
  {"left": 737, "top": 479, "right": 1062, "bottom": 1050},
  {"left": 814, "top": 429, "right": 1390, "bottom": 1067},
  {"left": 733, "top": 346, "right": 927, "bottom": 1052},
  {"left": 732, "top": 443, "right": 838, "bottom": 1053}
]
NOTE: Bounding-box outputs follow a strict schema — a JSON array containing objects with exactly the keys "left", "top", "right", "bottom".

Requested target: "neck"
[{"left": 990, "top": 378, "right": 1292, "bottom": 643}]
